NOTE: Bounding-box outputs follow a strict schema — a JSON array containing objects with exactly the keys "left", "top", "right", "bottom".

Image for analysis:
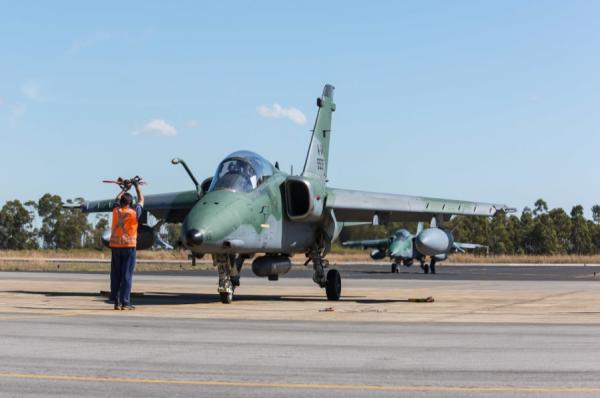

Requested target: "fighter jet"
[
  {"left": 70, "top": 84, "right": 512, "bottom": 303},
  {"left": 342, "top": 222, "right": 487, "bottom": 274}
]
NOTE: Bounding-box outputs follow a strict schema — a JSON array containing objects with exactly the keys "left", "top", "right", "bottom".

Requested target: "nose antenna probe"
[{"left": 171, "top": 158, "right": 200, "bottom": 192}]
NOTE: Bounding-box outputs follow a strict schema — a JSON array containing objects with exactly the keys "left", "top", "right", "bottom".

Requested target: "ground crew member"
[{"left": 109, "top": 180, "right": 144, "bottom": 310}]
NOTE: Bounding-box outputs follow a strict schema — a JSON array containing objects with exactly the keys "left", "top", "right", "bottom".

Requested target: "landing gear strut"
[
  {"left": 420, "top": 259, "right": 429, "bottom": 274},
  {"left": 213, "top": 254, "right": 242, "bottom": 304},
  {"left": 307, "top": 245, "right": 341, "bottom": 301},
  {"left": 231, "top": 256, "right": 245, "bottom": 288}
]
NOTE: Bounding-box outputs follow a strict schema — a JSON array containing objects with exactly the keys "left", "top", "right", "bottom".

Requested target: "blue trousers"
[{"left": 110, "top": 248, "right": 136, "bottom": 305}]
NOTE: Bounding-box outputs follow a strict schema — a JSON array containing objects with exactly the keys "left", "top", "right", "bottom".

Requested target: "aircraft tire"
[
  {"left": 423, "top": 264, "right": 430, "bottom": 274},
  {"left": 325, "top": 269, "right": 341, "bottom": 301},
  {"left": 220, "top": 291, "right": 233, "bottom": 304},
  {"left": 391, "top": 263, "right": 398, "bottom": 273}
]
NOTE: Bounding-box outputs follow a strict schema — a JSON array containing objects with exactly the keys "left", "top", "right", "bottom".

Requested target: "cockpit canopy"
[
  {"left": 394, "top": 229, "right": 411, "bottom": 240},
  {"left": 208, "top": 151, "right": 275, "bottom": 193}
]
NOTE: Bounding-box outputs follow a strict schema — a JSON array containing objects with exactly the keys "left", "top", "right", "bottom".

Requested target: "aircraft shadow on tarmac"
[
  {"left": 7, "top": 290, "right": 412, "bottom": 305},
  {"left": 345, "top": 270, "right": 426, "bottom": 275}
]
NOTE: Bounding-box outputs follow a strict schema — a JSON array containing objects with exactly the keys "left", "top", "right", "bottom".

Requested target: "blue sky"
[{"left": 1, "top": 1, "right": 599, "bottom": 215}]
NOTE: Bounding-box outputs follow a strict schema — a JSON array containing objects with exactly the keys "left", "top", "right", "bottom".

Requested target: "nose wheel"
[
  {"left": 220, "top": 291, "right": 233, "bottom": 304},
  {"left": 214, "top": 254, "right": 238, "bottom": 304}
]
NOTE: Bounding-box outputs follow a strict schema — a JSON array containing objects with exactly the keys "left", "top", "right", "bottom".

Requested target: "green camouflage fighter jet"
[
  {"left": 342, "top": 222, "right": 488, "bottom": 274},
  {"left": 72, "top": 84, "right": 513, "bottom": 303}
]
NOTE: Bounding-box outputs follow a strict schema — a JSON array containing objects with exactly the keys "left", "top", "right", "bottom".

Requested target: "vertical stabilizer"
[
  {"left": 302, "top": 84, "right": 336, "bottom": 181},
  {"left": 416, "top": 222, "right": 424, "bottom": 235}
]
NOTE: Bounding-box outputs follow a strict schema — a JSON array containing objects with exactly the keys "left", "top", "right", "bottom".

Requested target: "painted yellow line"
[{"left": 0, "top": 372, "right": 599, "bottom": 393}]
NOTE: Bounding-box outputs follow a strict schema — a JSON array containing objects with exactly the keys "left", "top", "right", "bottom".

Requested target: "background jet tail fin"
[
  {"left": 302, "top": 84, "right": 336, "bottom": 181},
  {"left": 416, "top": 222, "right": 424, "bottom": 235}
]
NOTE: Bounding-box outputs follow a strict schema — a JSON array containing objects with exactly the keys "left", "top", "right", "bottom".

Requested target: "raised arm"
[
  {"left": 134, "top": 180, "right": 144, "bottom": 207},
  {"left": 114, "top": 190, "right": 125, "bottom": 207}
]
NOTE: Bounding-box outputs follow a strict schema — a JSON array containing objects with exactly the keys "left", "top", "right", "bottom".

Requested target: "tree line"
[
  {"left": 0, "top": 194, "right": 106, "bottom": 250},
  {"left": 2, "top": 195, "right": 600, "bottom": 255}
]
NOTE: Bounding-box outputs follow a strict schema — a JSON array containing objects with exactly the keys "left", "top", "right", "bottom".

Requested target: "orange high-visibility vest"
[{"left": 110, "top": 207, "right": 138, "bottom": 248}]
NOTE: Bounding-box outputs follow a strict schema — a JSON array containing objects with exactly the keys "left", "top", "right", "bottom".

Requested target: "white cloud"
[
  {"left": 257, "top": 103, "right": 307, "bottom": 125},
  {"left": 134, "top": 119, "right": 177, "bottom": 137},
  {"left": 21, "top": 80, "right": 42, "bottom": 101}
]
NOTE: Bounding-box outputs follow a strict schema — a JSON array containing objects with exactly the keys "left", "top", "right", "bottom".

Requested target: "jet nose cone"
[
  {"left": 415, "top": 228, "right": 450, "bottom": 256},
  {"left": 185, "top": 229, "right": 204, "bottom": 246},
  {"left": 418, "top": 230, "right": 433, "bottom": 246}
]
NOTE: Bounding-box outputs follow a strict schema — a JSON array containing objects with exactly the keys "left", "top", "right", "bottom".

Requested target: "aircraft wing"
[
  {"left": 453, "top": 242, "right": 488, "bottom": 253},
  {"left": 326, "top": 188, "right": 514, "bottom": 223},
  {"left": 342, "top": 238, "right": 390, "bottom": 249},
  {"left": 65, "top": 190, "right": 200, "bottom": 223}
]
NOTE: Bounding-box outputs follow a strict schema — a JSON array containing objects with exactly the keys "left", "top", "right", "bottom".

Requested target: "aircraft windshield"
[
  {"left": 209, "top": 151, "right": 274, "bottom": 193},
  {"left": 394, "top": 229, "right": 411, "bottom": 240}
]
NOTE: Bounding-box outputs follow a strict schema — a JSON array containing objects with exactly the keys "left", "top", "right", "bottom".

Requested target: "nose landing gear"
[{"left": 214, "top": 254, "right": 244, "bottom": 304}]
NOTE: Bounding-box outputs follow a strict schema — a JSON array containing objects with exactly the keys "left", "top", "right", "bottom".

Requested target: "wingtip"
[
  {"left": 496, "top": 206, "right": 517, "bottom": 214},
  {"left": 62, "top": 202, "right": 84, "bottom": 210}
]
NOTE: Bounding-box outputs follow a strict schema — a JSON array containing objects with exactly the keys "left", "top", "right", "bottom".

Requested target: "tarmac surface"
[
  {"left": 153, "top": 263, "right": 600, "bottom": 281},
  {"left": 1, "top": 265, "right": 600, "bottom": 397}
]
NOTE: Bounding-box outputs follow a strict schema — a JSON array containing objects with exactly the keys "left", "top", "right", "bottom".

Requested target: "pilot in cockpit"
[
  {"left": 210, "top": 152, "right": 272, "bottom": 193},
  {"left": 215, "top": 159, "right": 255, "bottom": 191}
]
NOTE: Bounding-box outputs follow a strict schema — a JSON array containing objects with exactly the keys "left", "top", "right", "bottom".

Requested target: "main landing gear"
[
  {"left": 308, "top": 246, "right": 341, "bottom": 301},
  {"left": 430, "top": 258, "right": 437, "bottom": 274},
  {"left": 392, "top": 259, "right": 413, "bottom": 273},
  {"left": 213, "top": 254, "right": 245, "bottom": 304},
  {"left": 419, "top": 258, "right": 437, "bottom": 274},
  {"left": 325, "top": 269, "right": 341, "bottom": 301}
]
